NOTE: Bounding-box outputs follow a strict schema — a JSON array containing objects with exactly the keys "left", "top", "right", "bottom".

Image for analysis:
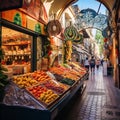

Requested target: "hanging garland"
[
  {"left": 64, "top": 26, "right": 78, "bottom": 41},
  {"left": 73, "top": 33, "right": 83, "bottom": 43},
  {"left": 46, "top": 20, "right": 62, "bottom": 37}
]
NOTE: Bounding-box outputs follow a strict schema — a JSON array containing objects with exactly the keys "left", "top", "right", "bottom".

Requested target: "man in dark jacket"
[{"left": 90, "top": 56, "right": 95, "bottom": 73}]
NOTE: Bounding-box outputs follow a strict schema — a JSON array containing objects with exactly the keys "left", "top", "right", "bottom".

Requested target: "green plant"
[
  {"left": 0, "top": 66, "right": 9, "bottom": 89},
  {"left": 0, "top": 48, "right": 9, "bottom": 101}
]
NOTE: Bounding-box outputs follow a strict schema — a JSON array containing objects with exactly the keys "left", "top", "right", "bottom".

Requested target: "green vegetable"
[{"left": 60, "top": 78, "right": 75, "bottom": 85}]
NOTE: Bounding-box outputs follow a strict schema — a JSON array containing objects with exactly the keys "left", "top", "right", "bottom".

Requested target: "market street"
[{"left": 55, "top": 66, "right": 120, "bottom": 120}]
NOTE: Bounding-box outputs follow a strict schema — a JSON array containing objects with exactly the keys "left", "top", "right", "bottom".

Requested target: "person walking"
[
  {"left": 103, "top": 59, "right": 107, "bottom": 76},
  {"left": 89, "top": 56, "right": 95, "bottom": 73},
  {"left": 84, "top": 57, "right": 89, "bottom": 71},
  {"left": 96, "top": 59, "right": 100, "bottom": 70},
  {"left": 101, "top": 59, "right": 104, "bottom": 66}
]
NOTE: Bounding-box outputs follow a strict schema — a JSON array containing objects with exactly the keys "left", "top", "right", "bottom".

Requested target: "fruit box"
[
  {"left": 41, "top": 80, "right": 70, "bottom": 96},
  {"left": 12, "top": 75, "right": 39, "bottom": 89},
  {"left": 26, "top": 84, "right": 60, "bottom": 108}
]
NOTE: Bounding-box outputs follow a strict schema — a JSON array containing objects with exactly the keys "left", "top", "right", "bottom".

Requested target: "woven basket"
[{"left": 47, "top": 20, "right": 62, "bottom": 36}]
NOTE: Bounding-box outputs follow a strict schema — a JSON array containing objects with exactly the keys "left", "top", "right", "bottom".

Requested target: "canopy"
[{"left": 75, "top": 8, "right": 108, "bottom": 32}]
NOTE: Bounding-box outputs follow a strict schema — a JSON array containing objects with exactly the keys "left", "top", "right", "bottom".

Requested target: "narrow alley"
[
  {"left": 55, "top": 66, "right": 120, "bottom": 120},
  {"left": 0, "top": 1, "right": 120, "bottom": 120}
]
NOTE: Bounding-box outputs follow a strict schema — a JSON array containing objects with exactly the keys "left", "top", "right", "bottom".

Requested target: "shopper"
[
  {"left": 103, "top": 59, "right": 107, "bottom": 76},
  {"left": 90, "top": 56, "right": 95, "bottom": 73},
  {"left": 96, "top": 59, "right": 100, "bottom": 70},
  {"left": 84, "top": 57, "right": 89, "bottom": 71},
  {"left": 101, "top": 59, "right": 104, "bottom": 66}
]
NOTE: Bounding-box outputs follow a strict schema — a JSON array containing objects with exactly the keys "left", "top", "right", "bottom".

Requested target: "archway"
[{"left": 74, "top": 8, "right": 108, "bottom": 32}]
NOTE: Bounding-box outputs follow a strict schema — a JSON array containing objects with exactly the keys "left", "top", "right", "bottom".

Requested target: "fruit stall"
[
  {"left": 0, "top": 63, "right": 88, "bottom": 120},
  {"left": 0, "top": 1, "right": 90, "bottom": 120}
]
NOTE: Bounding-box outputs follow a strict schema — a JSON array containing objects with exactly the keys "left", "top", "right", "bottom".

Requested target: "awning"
[
  {"left": 79, "top": 29, "right": 90, "bottom": 38},
  {"left": 73, "top": 44, "right": 91, "bottom": 56},
  {"left": 72, "top": 45, "right": 84, "bottom": 53}
]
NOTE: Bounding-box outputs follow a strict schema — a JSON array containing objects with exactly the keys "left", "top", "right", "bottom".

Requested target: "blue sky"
[{"left": 74, "top": 0, "right": 107, "bottom": 14}]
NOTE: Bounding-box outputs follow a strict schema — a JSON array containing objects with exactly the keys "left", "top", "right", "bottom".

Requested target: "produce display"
[
  {"left": 63, "top": 72, "right": 79, "bottom": 81},
  {"left": 53, "top": 74, "right": 64, "bottom": 81},
  {"left": 11, "top": 64, "right": 88, "bottom": 108},
  {"left": 12, "top": 70, "right": 70, "bottom": 106},
  {"left": 42, "top": 80, "right": 69, "bottom": 95},
  {"left": 68, "top": 62, "right": 87, "bottom": 75},
  {"left": 49, "top": 66, "right": 66, "bottom": 75},
  {"left": 69, "top": 69, "right": 82, "bottom": 77},
  {"left": 13, "top": 74, "right": 38, "bottom": 88},
  {"left": 27, "top": 85, "right": 59, "bottom": 106},
  {"left": 31, "top": 71, "right": 52, "bottom": 83},
  {"left": 63, "top": 64, "right": 82, "bottom": 77},
  {"left": 69, "top": 62, "right": 87, "bottom": 71},
  {"left": 60, "top": 78, "right": 75, "bottom": 86},
  {"left": 50, "top": 65, "right": 80, "bottom": 81},
  {"left": 31, "top": 71, "right": 70, "bottom": 95}
]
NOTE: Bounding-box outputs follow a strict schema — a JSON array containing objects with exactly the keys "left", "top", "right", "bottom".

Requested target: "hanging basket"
[
  {"left": 64, "top": 26, "right": 78, "bottom": 41},
  {"left": 46, "top": 20, "right": 62, "bottom": 36}
]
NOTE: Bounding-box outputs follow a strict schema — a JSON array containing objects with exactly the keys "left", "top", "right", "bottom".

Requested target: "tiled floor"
[{"left": 55, "top": 66, "right": 120, "bottom": 120}]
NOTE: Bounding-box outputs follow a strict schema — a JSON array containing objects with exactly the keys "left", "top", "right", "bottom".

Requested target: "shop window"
[{"left": 2, "top": 27, "right": 32, "bottom": 75}]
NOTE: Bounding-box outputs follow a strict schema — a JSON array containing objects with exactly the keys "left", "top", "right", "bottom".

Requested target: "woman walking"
[{"left": 84, "top": 57, "right": 89, "bottom": 71}]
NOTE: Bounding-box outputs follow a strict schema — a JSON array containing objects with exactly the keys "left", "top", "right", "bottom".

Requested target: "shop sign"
[
  {"left": 2, "top": 10, "right": 26, "bottom": 27},
  {"left": 27, "top": 16, "right": 46, "bottom": 35},
  {"left": 0, "top": 0, "right": 23, "bottom": 11},
  {"left": 2, "top": 9, "right": 46, "bottom": 35},
  {"left": 20, "top": 0, "right": 48, "bottom": 24}
]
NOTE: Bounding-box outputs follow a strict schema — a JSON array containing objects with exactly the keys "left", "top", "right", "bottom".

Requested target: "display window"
[{"left": 1, "top": 26, "right": 32, "bottom": 75}]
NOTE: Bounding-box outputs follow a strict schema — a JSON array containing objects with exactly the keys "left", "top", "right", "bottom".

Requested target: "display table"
[{"left": 0, "top": 65, "right": 88, "bottom": 120}]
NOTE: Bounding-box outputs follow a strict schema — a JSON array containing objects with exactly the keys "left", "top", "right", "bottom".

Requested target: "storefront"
[
  {"left": 0, "top": 20, "right": 89, "bottom": 120},
  {"left": 0, "top": 1, "right": 89, "bottom": 120},
  {"left": 0, "top": 2, "right": 48, "bottom": 74}
]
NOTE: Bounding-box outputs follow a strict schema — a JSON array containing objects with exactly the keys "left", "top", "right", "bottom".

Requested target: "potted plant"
[{"left": 0, "top": 48, "right": 9, "bottom": 102}]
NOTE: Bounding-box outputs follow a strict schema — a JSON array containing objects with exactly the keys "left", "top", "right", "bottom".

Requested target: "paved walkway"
[{"left": 55, "top": 66, "right": 120, "bottom": 120}]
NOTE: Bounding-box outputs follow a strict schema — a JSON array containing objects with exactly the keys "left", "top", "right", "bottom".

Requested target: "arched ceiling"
[
  {"left": 97, "top": 0, "right": 114, "bottom": 13},
  {"left": 42, "top": 0, "right": 115, "bottom": 19},
  {"left": 42, "top": 0, "right": 77, "bottom": 19}
]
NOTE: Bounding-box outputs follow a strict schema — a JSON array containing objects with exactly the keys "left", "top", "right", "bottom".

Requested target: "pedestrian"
[
  {"left": 84, "top": 57, "right": 89, "bottom": 71},
  {"left": 101, "top": 59, "right": 104, "bottom": 66},
  {"left": 103, "top": 59, "right": 107, "bottom": 76},
  {"left": 90, "top": 56, "right": 95, "bottom": 73},
  {"left": 96, "top": 59, "right": 100, "bottom": 70}
]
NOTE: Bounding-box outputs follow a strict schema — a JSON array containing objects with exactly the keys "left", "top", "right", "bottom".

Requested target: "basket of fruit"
[
  {"left": 26, "top": 85, "right": 60, "bottom": 107},
  {"left": 42, "top": 80, "right": 70, "bottom": 95},
  {"left": 12, "top": 75, "right": 38, "bottom": 88}
]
